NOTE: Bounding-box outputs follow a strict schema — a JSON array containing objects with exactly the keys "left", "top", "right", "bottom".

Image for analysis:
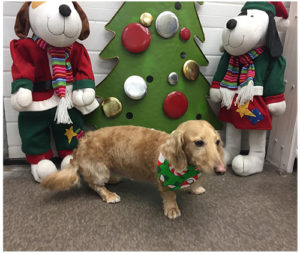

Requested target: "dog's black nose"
[
  {"left": 59, "top": 4, "right": 71, "bottom": 17},
  {"left": 226, "top": 19, "right": 237, "bottom": 30},
  {"left": 214, "top": 167, "right": 225, "bottom": 175}
]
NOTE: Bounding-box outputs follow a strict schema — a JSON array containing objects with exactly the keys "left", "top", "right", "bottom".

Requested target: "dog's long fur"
[{"left": 42, "top": 120, "right": 225, "bottom": 219}]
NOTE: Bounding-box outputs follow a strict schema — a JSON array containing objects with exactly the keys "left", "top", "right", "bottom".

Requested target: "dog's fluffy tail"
[{"left": 41, "top": 159, "right": 80, "bottom": 191}]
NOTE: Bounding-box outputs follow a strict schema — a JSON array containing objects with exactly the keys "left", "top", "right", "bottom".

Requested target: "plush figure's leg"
[
  {"left": 232, "top": 130, "right": 267, "bottom": 176},
  {"left": 18, "top": 110, "right": 58, "bottom": 182},
  {"left": 52, "top": 108, "right": 85, "bottom": 169},
  {"left": 224, "top": 123, "right": 242, "bottom": 165}
]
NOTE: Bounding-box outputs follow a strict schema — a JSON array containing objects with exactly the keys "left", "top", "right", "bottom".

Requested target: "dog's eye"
[
  {"left": 194, "top": 140, "right": 205, "bottom": 147},
  {"left": 216, "top": 140, "right": 220, "bottom": 146}
]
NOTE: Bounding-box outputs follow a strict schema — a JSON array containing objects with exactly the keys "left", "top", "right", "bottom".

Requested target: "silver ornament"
[
  {"left": 168, "top": 72, "right": 178, "bottom": 85},
  {"left": 155, "top": 11, "right": 179, "bottom": 39},
  {"left": 124, "top": 75, "right": 147, "bottom": 100}
]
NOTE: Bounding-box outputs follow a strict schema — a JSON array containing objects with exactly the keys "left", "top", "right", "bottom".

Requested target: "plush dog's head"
[
  {"left": 160, "top": 120, "right": 226, "bottom": 175},
  {"left": 14, "top": 1, "right": 89, "bottom": 47},
  {"left": 222, "top": 2, "right": 283, "bottom": 58}
]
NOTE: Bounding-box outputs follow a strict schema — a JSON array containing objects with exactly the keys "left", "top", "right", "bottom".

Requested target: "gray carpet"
[{"left": 3, "top": 162, "right": 297, "bottom": 251}]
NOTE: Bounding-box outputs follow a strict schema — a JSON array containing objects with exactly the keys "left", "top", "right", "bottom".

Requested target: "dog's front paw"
[
  {"left": 164, "top": 206, "right": 181, "bottom": 219},
  {"left": 191, "top": 186, "right": 206, "bottom": 195},
  {"left": 103, "top": 192, "right": 121, "bottom": 203}
]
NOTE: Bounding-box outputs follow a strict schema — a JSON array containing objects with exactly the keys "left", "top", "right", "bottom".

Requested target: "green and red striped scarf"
[
  {"left": 221, "top": 47, "right": 265, "bottom": 90},
  {"left": 33, "top": 34, "right": 73, "bottom": 124}
]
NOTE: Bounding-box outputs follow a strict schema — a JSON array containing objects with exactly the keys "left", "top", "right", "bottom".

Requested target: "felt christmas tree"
[{"left": 86, "top": 2, "right": 222, "bottom": 133}]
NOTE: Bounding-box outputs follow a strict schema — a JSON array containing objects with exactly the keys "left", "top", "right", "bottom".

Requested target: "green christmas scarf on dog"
[{"left": 157, "top": 153, "right": 202, "bottom": 191}]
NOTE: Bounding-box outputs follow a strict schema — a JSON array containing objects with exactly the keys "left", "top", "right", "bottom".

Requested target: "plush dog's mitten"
[
  {"left": 209, "top": 88, "right": 222, "bottom": 103},
  {"left": 72, "top": 88, "right": 99, "bottom": 115},
  {"left": 267, "top": 100, "right": 286, "bottom": 116},
  {"left": 11, "top": 87, "right": 33, "bottom": 111}
]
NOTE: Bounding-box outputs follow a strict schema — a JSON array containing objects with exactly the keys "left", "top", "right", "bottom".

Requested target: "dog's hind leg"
[
  {"left": 160, "top": 191, "right": 181, "bottom": 219},
  {"left": 80, "top": 162, "right": 121, "bottom": 203}
]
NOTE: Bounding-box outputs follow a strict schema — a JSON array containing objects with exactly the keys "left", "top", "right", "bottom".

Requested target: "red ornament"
[
  {"left": 121, "top": 23, "right": 151, "bottom": 53},
  {"left": 180, "top": 27, "right": 191, "bottom": 41},
  {"left": 164, "top": 91, "right": 188, "bottom": 119}
]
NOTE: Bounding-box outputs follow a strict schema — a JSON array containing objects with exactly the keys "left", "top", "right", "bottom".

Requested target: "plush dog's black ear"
[
  {"left": 160, "top": 131, "right": 187, "bottom": 173},
  {"left": 15, "top": 2, "right": 31, "bottom": 38},
  {"left": 266, "top": 11, "right": 283, "bottom": 58}
]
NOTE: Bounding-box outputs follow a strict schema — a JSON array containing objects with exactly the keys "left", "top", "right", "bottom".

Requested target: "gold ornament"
[
  {"left": 140, "top": 12, "right": 153, "bottom": 27},
  {"left": 64, "top": 126, "right": 77, "bottom": 144},
  {"left": 183, "top": 60, "right": 200, "bottom": 80},
  {"left": 101, "top": 97, "right": 122, "bottom": 118},
  {"left": 236, "top": 101, "right": 256, "bottom": 118}
]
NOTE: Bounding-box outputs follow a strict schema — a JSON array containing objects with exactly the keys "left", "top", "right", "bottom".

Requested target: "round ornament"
[
  {"left": 121, "top": 23, "right": 151, "bottom": 53},
  {"left": 168, "top": 72, "right": 178, "bottom": 85},
  {"left": 180, "top": 27, "right": 191, "bottom": 40},
  {"left": 155, "top": 11, "right": 179, "bottom": 38},
  {"left": 163, "top": 91, "right": 188, "bottom": 119},
  {"left": 124, "top": 75, "right": 147, "bottom": 100},
  {"left": 183, "top": 60, "right": 200, "bottom": 80},
  {"left": 101, "top": 97, "right": 122, "bottom": 118},
  {"left": 140, "top": 12, "right": 153, "bottom": 27}
]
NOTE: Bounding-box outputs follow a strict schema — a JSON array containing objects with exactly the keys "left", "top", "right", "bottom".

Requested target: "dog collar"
[{"left": 157, "top": 153, "right": 202, "bottom": 191}]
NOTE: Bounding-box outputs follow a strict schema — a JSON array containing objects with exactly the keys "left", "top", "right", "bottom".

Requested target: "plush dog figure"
[
  {"left": 10, "top": 1, "right": 99, "bottom": 182},
  {"left": 210, "top": 2, "right": 288, "bottom": 176}
]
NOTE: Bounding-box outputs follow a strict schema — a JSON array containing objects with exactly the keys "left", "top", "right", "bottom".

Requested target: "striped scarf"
[
  {"left": 219, "top": 47, "right": 265, "bottom": 109},
  {"left": 33, "top": 34, "right": 73, "bottom": 97},
  {"left": 33, "top": 34, "right": 73, "bottom": 124},
  {"left": 221, "top": 47, "right": 265, "bottom": 90}
]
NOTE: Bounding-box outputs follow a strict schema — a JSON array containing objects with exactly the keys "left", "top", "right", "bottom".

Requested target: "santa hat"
[
  {"left": 241, "top": 2, "right": 289, "bottom": 32},
  {"left": 270, "top": 1, "right": 290, "bottom": 32}
]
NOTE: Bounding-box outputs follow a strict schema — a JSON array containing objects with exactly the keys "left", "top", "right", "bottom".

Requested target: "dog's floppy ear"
[
  {"left": 73, "top": 2, "right": 90, "bottom": 40},
  {"left": 161, "top": 130, "right": 187, "bottom": 173},
  {"left": 15, "top": 2, "right": 31, "bottom": 38},
  {"left": 266, "top": 11, "right": 283, "bottom": 58}
]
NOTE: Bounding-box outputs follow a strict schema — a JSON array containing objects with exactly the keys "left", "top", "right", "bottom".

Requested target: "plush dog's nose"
[
  {"left": 226, "top": 19, "right": 237, "bottom": 30},
  {"left": 59, "top": 4, "right": 71, "bottom": 17}
]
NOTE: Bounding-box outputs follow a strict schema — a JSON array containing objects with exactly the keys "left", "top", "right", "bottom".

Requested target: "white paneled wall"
[{"left": 3, "top": 1, "right": 289, "bottom": 159}]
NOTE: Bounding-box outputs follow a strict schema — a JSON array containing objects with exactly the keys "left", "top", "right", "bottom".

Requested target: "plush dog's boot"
[
  {"left": 61, "top": 155, "right": 73, "bottom": 169},
  {"left": 232, "top": 154, "right": 264, "bottom": 176},
  {"left": 31, "top": 159, "right": 57, "bottom": 183},
  {"left": 232, "top": 129, "right": 267, "bottom": 176}
]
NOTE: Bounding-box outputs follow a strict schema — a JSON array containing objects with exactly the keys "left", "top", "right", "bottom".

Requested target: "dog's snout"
[
  {"left": 226, "top": 19, "right": 237, "bottom": 30},
  {"left": 214, "top": 167, "right": 225, "bottom": 175},
  {"left": 59, "top": 4, "right": 72, "bottom": 17},
  {"left": 214, "top": 166, "right": 226, "bottom": 175}
]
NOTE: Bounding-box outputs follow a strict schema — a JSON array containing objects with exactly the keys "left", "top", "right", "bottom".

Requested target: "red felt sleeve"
[
  {"left": 72, "top": 43, "right": 95, "bottom": 90},
  {"left": 10, "top": 39, "right": 35, "bottom": 92}
]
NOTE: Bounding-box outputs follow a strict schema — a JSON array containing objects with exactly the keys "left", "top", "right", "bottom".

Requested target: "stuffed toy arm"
[
  {"left": 10, "top": 40, "right": 34, "bottom": 111},
  {"left": 209, "top": 52, "right": 231, "bottom": 103},
  {"left": 71, "top": 44, "right": 99, "bottom": 114},
  {"left": 11, "top": 87, "right": 32, "bottom": 111},
  {"left": 263, "top": 56, "right": 287, "bottom": 116}
]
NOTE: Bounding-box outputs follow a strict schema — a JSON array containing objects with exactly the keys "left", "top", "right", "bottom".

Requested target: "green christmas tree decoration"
[{"left": 86, "top": 2, "right": 222, "bottom": 133}]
